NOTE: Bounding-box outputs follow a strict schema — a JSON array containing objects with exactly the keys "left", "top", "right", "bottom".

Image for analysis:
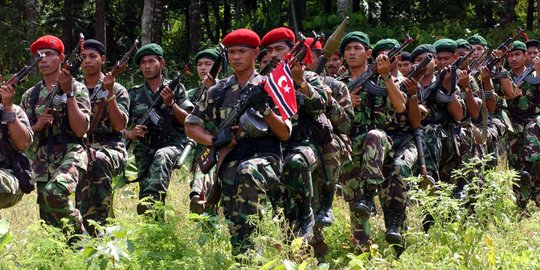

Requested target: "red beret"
[
  {"left": 305, "top": 37, "right": 322, "bottom": 50},
  {"left": 261, "top": 27, "right": 295, "bottom": 48},
  {"left": 30, "top": 35, "right": 65, "bottom": 55},
  {"left": 222, "top": 28, "right": 260, "bottom": 48}
]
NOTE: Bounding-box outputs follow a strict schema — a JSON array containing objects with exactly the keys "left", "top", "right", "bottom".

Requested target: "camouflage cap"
[
  {"left": 467, "top": 34, "right": 488, "bottom": 47},
  {"left": 511, "top": 40, "right": 527, "bottom": 52},
  {"left": 134, "top": 43, "right": 164, "bottom": 65},
  {"left": 433, "top": 38, "right": 457, "bottom": 53},
  {"left": 339, "top": 31, "right": 370, "bottom": 55},
  {"left": 456, "top": 39, "right": 472, "bottom": 50},
  {"left": 195, "top": 48, "right": 219, "bottom": 63},
  {"left": 372, "top": 38, "right": 400, "bottom": 58},
  {"left": 410, "top": 44, "right": 436, "bottom": 62}
]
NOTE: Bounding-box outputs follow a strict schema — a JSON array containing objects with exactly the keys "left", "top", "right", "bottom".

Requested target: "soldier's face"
[
  {"left": 258, "top": 53, "right": 272, "bottom": 69},
  {"left": 527, "top": 46, "right": 539, "bottom": 61},
  {"left": 343, "top": 42, "right": 370, "bottom": 68},
  {"left": 435, "top": 52, "right": 456, "bottom": 69},
  {"left": 139, "top": 55, "right": 164, "bottom": 80},
  {"left": 266, "top": 41, "right": 291, "bottom": 63},
  {"left": 326, "top": 53, "right": 342, "bottom": 75},
  {"left": 37, "top": 49, "right": 64, "bottom": 77},
  {"left": 471, "top": 44, "right": 485, "bottom": 61},
  {"left": 414, "top": 52, "right": 435, "bottom": 76},
  {"left": 398, "top": 60, "right": 412, "bottom": 76},
  {"left": 197, "top": 58, "right": 215, "bottom": 80},
  {"left": 227, "top": 46, "right": 258, "bottom": 73},
  {"left": 81, "top": 49, "right": 105, "bottom": 77},
  {"left": 508, "top": 50, "right": 526, "bottom": 69},
  {"left": 455, "top": 48, "right": 470, "bottom": 69}
]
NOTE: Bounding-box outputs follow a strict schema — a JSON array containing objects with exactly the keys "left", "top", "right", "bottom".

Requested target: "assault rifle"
[
  {"left": 124, "top": 63, "right": 190, "bottom": 150},
  {"left": 512, "top": 64, "right": 540, "bottom": 87},
  {"left": 347, "top": 35, "right": 414, "bottom": 96},
  {"left": 88, "top": 39, "right": 139, "bottom": 135},
  {"left": 1, "top": 53, "right": 44, "bottom": 87},
  {"left": 191, "top": 43, "right": 226, "bottom": 103},
  {"left": 43, "top": 33, "right": 85, "bottom": 110}
]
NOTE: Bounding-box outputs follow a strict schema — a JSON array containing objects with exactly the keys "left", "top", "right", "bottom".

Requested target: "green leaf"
[
  {"left": 0, "top": 219, "right": 9, "bottom": 235},
  {"left": 0, "top": 232, "right": 12, "bottom": 252},
  {"left": 99, "top": 258, "right": 108, "bottom": 270},
  {"left": 126, "top": 239, "right": 135, "bottom": 254},
  {"left": 283, "top": 259, "right": 297, "bottom": 270},
  {"left": 82, "top": 246, "right": 97, "bottom": 258}
]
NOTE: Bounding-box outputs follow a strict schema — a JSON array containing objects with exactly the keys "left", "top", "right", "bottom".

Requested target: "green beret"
[
  {"left": 456, "top": 39, "right": 472, "bottom": 50},
  {"left": 372, "top": 39, "right": 399, "bottom": 58},
  {"left": 410, "top": 44, "right": 436, "bottom": 62},
  {"left": 433, "top": 38, "right": 457, "bottom": 53},
  {"left": 134, "top": 43, "right": 164, "bottom": 65},
  {"left": 195, "top": 48, "right": 219, "bottom": 63},
  {"left": 339, "top": 31, "right": 370, "bottom": 55},
  {"left": 467, "top": 34, "right": 488, "bottom": 47},
  {"left": 511, "top": 41, "right": 527, "bottom": 52}
]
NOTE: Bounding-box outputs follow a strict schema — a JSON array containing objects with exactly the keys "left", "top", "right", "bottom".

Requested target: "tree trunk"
[
  {"left": 499, "top": 0, "right": 516, "bottom": 27},
  {"left": 95, "top": 0, "right": 107, "bottom": 48},
  {"left": 141, "top": 0, "right": 154, "bottom": 45},
  {"left": 24, "top": 0, "right": 37, "bottom": 40},
  {"left": 62, "top": 0, "right": 74, "bottom": 53},
  {"left": 190, "top": 0, "right": 201, "bottom": 54},
  {"left": 527, "top": 0, "right": 535, "bottom": 30},
  {"left": 212, "top": 0, "right": 222, "bottom": 40},
  {"left": 202, "top": 0, "right": 215, "bottom": 43},
  {"left": 538, "top": 0, "right": 540, "bottom": 31},
  {"left": 151, "top": 0, "right": 164, "bottom": 43},
  {"left": 223, "top": 0, "right": 231, "bottom": 35},
  {"left": 337, "top": 0, "right": 352, "bottom": 17}
]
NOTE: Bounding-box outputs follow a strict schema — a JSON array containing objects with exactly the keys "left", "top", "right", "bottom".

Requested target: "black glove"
[
  {"left": 212, "top": 128, "right": 233, "bottom": 149},
  {"left": 245, "top": 85, "right": 268, "bottom": 107}
]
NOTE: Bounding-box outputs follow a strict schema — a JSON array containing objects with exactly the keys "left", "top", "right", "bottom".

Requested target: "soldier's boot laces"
[
  {"left": 384, "top": 210, "right": 404, "bottom": 245},
  {"left": 351, "top": 187, "right": 376, "bottom": 220},
  {"left": 315, "top": 185, "right": 335, "bottom": 226}
]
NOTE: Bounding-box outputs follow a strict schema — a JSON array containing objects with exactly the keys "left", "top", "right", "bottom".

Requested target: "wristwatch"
[
  {"left": 0, "top": 111, "right": 15, "bottom": 123},
  {"left": 66, "top": 91, "right": 75, "bottom": 98},
  {"left": 381, "top": 73, "right": 392, "bottom": 81},
  {"left": 262, "top": 106, "right": 272, "bottom": 117}
]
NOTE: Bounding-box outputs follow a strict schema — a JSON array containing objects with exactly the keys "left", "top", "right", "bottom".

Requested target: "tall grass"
[{"left": 1, "top": 158, "right": 539, "bottom": 269}]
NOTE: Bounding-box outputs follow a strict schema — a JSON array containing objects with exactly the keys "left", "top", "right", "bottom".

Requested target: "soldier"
[
  {"left": 186, "top": 47, "right": 221, "bottom": 214},
  {"left": 525, "top": 39, "right": 539, "bottom": 66},
  {"left": 124, "top": 43, "right": 193, "bottom": 217},
  {"left": 20, "top": 35, "right": 91, "bottom": 232},
  {"left": 325, "top": 52, "right": 343, "bottom": 77},
  {"left": 337, "top": 32, "right": 407, "bottom": 250},
  {"left": 76, "top": 39, "right": 130, "bottom": 235},
  {"left": 371, "top": 39, "right": 404, "bottom": 79},
  {"left": 262, "top": 27, "right": 328, "bottom": 242},
  {"left": 257, "top": 49, "right": 271, "bottom": 70},
  {"left": 305, "top": 36, "right": 353, "bottom": 259},
  {"left": 185, "top": 28, "right": 291, "bottom": 254},
  {"left": 506, "top": 41, "right": 540, "bottom": 209},
  {"left": 0, "top": 75, "right": 33, "bottom": 210},
  {"left": 398, "top": 51, "right": 413, "bottom": 77}
]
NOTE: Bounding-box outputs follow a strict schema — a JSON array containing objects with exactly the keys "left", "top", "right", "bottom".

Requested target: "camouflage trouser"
[
  {"left": 342, "top": 129, "right": 392, "bottom": 242},
  {"left": 282, "top": 144, "right": 319, "bottom": 220},
  {"left": 423, "top": 124, "right": 445, "bottom": 182},
  {"left": 481, "top": 116, "right": 507, "bottom": 168},
  {"left": 219, "top": 153, "right": 282, "bottom": 254},
  {"left": 76, "top": 145, "right": 128, "bottom": 234},
  {"left": 0, "top": 168, "right": 23, "bottom": 209},
  {"left": 189, "top": 145, "right": 216, "bottom": 211},
  {"left": 439, "top": 123, "right": 478, "bottom": 184},
  {"left": 508, "top": 116, "right": 540, "bottom": 206},
  {"left": 134, "top": 144, "right": 184, "bottom": 213},
  {"left": 36, "top": 145, "right": 88, "bottom": 232}
]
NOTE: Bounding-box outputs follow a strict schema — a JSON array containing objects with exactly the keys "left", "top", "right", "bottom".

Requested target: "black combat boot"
[
  {"left": 351, "top": 185, "right": 376, "bottom": 220},
  {"left": 384, "top": 209, "right": 405, "bottom": 245},
  {"left": 315, "top": 184, "right": 335, "bottom": 227},
  {"left": 293, "top": 200, "right": 315, "bottom": 243}
]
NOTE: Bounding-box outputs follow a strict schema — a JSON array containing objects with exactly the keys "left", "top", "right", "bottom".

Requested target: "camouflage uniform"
[
  {"left": 20, "top": 81, "right": 91, "bottom": 230},
  {"left": 75, "top": 80, "right": 129, "bottom": 233},
  {"left": 185, "top": 73, "right": 289, "bottom": 254},
  {"left": 338, "top": 71, "right": 409, "bottom": 244},
  {"left": 508, "top": 71, "right": 540, "bottom": 207},
  {"left": 128, "top": 78, "right": 193, "bottom": 214},
  {"left": 0, "top": 105, "right": 33, "bottom": 209},
  {"left": 281, "top": 71, "right": 327, "bottom": 240}
]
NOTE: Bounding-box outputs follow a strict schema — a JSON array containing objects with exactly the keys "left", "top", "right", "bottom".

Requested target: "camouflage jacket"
[
  {"left": 85, "top": 78, "right": 130, "bottom": 147},
  {"left": 508, "top": 69, "right": 540, "bottom": 122},
  {"left": 0, "top": 105, "right": 33, "bottom": 167},
  {"left": 324, "top": 76, "right": 353, "bottom": 134},
  {"left": 419, "top": 73, "right": 466, "bottom": 127}
]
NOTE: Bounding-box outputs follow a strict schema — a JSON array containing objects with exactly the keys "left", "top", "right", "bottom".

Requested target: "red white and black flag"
[{"left": 263, "top": 60, "right": 298, "bottom": 120}]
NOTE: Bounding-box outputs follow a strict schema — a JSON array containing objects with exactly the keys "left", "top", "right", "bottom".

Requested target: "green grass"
[{"left": 1, "top": 161, "right": 540, "bottom": 269}]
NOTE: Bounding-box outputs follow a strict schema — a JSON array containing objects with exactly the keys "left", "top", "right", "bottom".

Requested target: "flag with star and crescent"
[{"left": 263, "top": 60, "right": 298, "bottom": 120}]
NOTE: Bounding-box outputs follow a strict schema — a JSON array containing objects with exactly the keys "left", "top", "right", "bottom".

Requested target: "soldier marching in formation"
[{"left": 1, "top": 21, "right": 540, "bottom": 261}]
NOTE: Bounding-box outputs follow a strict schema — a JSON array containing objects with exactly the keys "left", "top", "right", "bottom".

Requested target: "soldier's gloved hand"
[
  {"left": 212, "top": 128, "right": 233, "bottom": 149},
  {"left": 245, "top": 85, "right": 267, "bottom": 107}
]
